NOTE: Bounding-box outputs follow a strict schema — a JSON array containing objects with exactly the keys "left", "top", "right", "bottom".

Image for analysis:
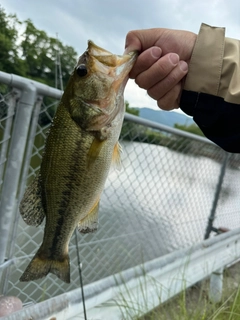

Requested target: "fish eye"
[{"left": 76, "top": 64, "right": 87, "bottom": 77}]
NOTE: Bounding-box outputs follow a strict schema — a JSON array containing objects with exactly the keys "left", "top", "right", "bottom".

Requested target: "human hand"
[{"left": 125, "top": 29, "right": 197, "bottom": 110}]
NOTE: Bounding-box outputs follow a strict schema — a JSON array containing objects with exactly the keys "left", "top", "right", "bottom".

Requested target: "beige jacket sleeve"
[{"left": 184, "top": 23, "right": 240, "bottom": 104}]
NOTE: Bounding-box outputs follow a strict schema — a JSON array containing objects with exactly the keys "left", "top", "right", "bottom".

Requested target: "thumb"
[{"left": 124, "top": 28, "right": 165, "bottom": 54}]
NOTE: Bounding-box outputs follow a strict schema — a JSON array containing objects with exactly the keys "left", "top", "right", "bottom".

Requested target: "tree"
[
  {"left": 0, "top": 7, "right": 27, "bottom": 76},
  {"left": 20, "top": 19, "right": 77, "bottom": 88},
  {"left": 125, "top": 101, "right": 139, "bottom": 116},
  {"left": 174, "top": 123, "right": 204, "bottom": 137},
  {"left": 0, "top": 7, "right": 78, "bottom": 88}
]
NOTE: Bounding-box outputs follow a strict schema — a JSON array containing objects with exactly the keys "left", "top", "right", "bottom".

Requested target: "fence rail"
[
  {"left": 1, "top": 71, "right": 240, "bottom": 316},
  {"left": 6, "top": 227, "right": 240, "bottom": 320}
]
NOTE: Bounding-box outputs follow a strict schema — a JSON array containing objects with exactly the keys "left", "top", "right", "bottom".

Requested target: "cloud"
[
  {"left": 1, "top": 0, "right": 240, "bottom": 110},
  {"left": 2, "top": 0, "right": 240, "bottom": 49},
  {"left": 125, "top": 80, "right": 158, "bottom": 109}
]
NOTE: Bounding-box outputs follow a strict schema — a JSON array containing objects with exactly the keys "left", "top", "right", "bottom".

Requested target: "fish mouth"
[
  {"left": 86, "top": 41, "right": 138, "bottom": 131},
  {"left": 88, "top": 40, "right": 137, "bottom": 65},
  {"left": 87, "top": 40, "right": 137, "bottom": 81}
]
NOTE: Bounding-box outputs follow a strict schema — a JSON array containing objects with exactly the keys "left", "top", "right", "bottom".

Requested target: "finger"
[
  {"left": 157, "top": 82, "right": 183, "bottom": 111},
  {"left": 125, "top": 29, "right": 197, "bottom": 61},
  {"left": 134, "top": 53, "right": 179, "bottom": 89},
  {"left": 129, "top": 47, "right": 162, "bottom": 79},
  {"left": 125, "top": 29, "right": 165, "bottom": 53},
  {"left": 147, "top": 60, "right": 188, "bottom": 100}
]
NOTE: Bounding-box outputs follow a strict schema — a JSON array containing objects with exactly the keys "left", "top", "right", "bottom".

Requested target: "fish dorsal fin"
[
  {"left": 78, "top": 199, "right": 100, "bottom": 233},
  {"left": 87, "top": 138, "right": 105, "bottom": 169},
  {"left": 19, "top": 175, "right": 45, "bottom": 227},
  {"left": 112, "top": 142, "right": 122, "bottom": 170}
]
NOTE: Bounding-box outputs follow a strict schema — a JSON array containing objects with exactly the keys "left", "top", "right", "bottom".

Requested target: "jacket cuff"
[{"left": 184, "top": 23, "right": 225, "bottom": 96}]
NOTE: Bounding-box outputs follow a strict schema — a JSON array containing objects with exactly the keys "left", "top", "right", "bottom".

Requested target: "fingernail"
[
  {"left": 169, "top": 53, "right": 179, "bottom": 65},
  {"left": 151, "top": 47, "right": 162, "bottom": 59},
  {"left": 179, "top": 60, "right": 188, "bottom": 72}
]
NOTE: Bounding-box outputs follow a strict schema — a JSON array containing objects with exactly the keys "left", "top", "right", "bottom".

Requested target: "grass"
[
  {"left": 140, "top": 282, "right": 240, "bottom": 320},
  {"left": 140, "top": 263, "right": 240, "bottom": 320},
  {"left": 115, "top": 262, "right": 240, "bottom": 320}
]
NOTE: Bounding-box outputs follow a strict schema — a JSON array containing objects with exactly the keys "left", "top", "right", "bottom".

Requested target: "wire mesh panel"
[
  {"left": 1, "top": 75, "right": 240, "bottom": 307},
  {"left": 214, "top": 153, "right": 240, "bottom": 230}
]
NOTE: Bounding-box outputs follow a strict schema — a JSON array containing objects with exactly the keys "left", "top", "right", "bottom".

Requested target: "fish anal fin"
[
  {"left": 19, "top": 175, "right": 45, "bottom": 227},
  {"left": 112, "top": 142, "right": 122, "bottom": 170},
  {"left": 19, "top": 251, "right": 70, "bottom": 283},
  {"left": 78, "top": 199, "right": 100, "bottom": 234}
]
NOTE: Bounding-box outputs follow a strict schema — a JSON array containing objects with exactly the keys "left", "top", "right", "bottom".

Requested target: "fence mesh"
[{"left": 1, "top": 78, "right": 240, "bottom": 306}]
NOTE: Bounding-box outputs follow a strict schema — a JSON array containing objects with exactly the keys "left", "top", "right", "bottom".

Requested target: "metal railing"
[{"left": 0, "top": 71, "right": 240, "bottom": 309}]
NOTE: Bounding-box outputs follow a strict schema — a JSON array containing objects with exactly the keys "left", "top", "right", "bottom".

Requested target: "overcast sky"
[{"left": 1, "top": 0, "right": 240, "bottom": 111}]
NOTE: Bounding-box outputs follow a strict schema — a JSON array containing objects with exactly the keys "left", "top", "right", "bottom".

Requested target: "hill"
[{"left": 138, "top": 107, "right": 194, "bottom": 128}]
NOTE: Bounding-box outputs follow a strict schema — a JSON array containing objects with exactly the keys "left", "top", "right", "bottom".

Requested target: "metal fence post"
[
  {"left": 209, "top": 267, "right": 224, "bottom": 303},
  {"left": 2, "top": 97, "right": 44, "bottom": 294},
  {"left": 204, "top": 152, "right": 230, "bottom": 240},
  {"left": 0, "top": 83, "right": 37, "bottom": 265},
  {"left": 0, "top": 89, "right": 20, "bottom": 186}
]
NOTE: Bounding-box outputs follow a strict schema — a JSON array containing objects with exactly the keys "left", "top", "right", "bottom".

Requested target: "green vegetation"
[
  {"left": 0, "top": 6, "right": 227, "bottom": 161},
  {"left": 121, "top": 104, "right": 228, "bottom": 161},
  {"left": 114, "top": 264, "right": 240, "bottom": 320},
  {"left": 0, "top": 6, "right": 78, "bottom": 125},
  {"left": 0, "top": 6, "right": 77, "bottom": 88},
  {"left": 121, "top": 104, "right": 206, "bottom": 155},
  {"left": 140, "top": 277, "right": 240, "bottom": 320},
  {"left": 174, "top": 123, "right": 205, "bottom": 137},
  {"left": 125, "top": 103, "right": 205, "bottom": 156},
  {"left": 125, "top": 100, "right": 140, "bottom": 116}
]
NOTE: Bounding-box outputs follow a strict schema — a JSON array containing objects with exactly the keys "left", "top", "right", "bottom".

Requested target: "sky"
[{"left": 1, "top": 0, "right": 240, "bottom": 111}]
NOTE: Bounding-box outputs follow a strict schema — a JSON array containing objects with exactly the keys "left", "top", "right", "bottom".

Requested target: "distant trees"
[
  {"left": 120, "top": 101, "right": 214, "bottom": 157},
  {"left": 174, "top": 123, "right": 204, "bottom": 137},
  {"left": 0, "top": 6, "right": 205, "bottom": 148},
  {"left": 0, "top": 7, "right": 77, "bottom": 88},
  {"left": 125, "top": 100, "right": 139, "bottom": 116},
  {"left": 0, "top": 9, "right": 25, "bottom": 76}
]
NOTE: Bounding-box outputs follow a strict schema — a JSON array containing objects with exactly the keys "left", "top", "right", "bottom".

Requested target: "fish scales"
[{"left": 19, "top": 41, "right": 137, "bottom": 283}]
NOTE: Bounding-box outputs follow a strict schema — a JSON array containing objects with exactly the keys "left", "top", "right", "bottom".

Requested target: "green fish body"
[{"left": 19, "top": 41, "right": 137, "bottom": 283}]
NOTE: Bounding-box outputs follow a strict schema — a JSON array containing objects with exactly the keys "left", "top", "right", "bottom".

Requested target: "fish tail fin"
[{"left": 19, "top": 252, "right": 70, "bottom": 283}]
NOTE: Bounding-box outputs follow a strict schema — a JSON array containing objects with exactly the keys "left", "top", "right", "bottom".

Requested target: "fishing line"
[{"left": 74, "top": 229, "right": 88, "bottom": 320}]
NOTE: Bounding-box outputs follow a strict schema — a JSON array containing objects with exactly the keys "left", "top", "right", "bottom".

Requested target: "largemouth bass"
[{"left": 19, "top": 41, "right": 137, "bottom": 283}]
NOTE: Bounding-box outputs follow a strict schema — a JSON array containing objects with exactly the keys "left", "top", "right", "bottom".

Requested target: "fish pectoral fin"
[
  {"left": 87, "top": 138, "right": 105, "bottom": 169},
  {"left": 19, "top": 175, "right": 45, "bottom": 227},
  {"left": 111, "top": 142, "right": 122, "bottom": 170},
  {"left": 78, "top": 200, "right": 100, "bottom": 233}
]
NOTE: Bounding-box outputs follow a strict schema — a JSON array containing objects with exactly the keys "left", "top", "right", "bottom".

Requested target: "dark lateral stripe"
[
  {"left": 180, "top": 90, "right": 240, "bottom": 153},
  {"left": 50, "top": 210, "right": 66, "bottom": 260}
]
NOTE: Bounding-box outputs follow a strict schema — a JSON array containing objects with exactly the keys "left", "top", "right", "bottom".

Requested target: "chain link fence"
[{"left": 0, "top": 72, "right": 240, "bottom": 308}]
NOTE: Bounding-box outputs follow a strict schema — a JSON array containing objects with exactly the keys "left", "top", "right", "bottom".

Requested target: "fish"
[{"left": 19, "top": 41, "right": 137, "bottom": 283}]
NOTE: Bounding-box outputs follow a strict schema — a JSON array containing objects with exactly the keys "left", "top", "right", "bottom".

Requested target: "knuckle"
[
  {"left": 135, "top": 76, "right": 145, "bottom": 89},
  {"left": 156, "top": 60, "right": 170, "bottom": 76},
  {"left": 165, "top": 72, "right": 179, "bottom": 86},
  {"left": 125, "top": 30, "right": 134, "bottom": 42},
  {"left": 147, "top": 88, "right": 158, "bottom": 100},
  {"left": 157, "top": 87, "right": 181, "bottom": 111},
  {"left": 155, "top": 56, "right": 176, "bottom": 76},
  {"left": 157, "top": 100, "right": 169, "bottom": 110},
  {"left": 126, "top": 30, "right": 137, "bottom": 39},
  {"left": 125, "top": 30, "right": 139, "bottom": 47}
]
